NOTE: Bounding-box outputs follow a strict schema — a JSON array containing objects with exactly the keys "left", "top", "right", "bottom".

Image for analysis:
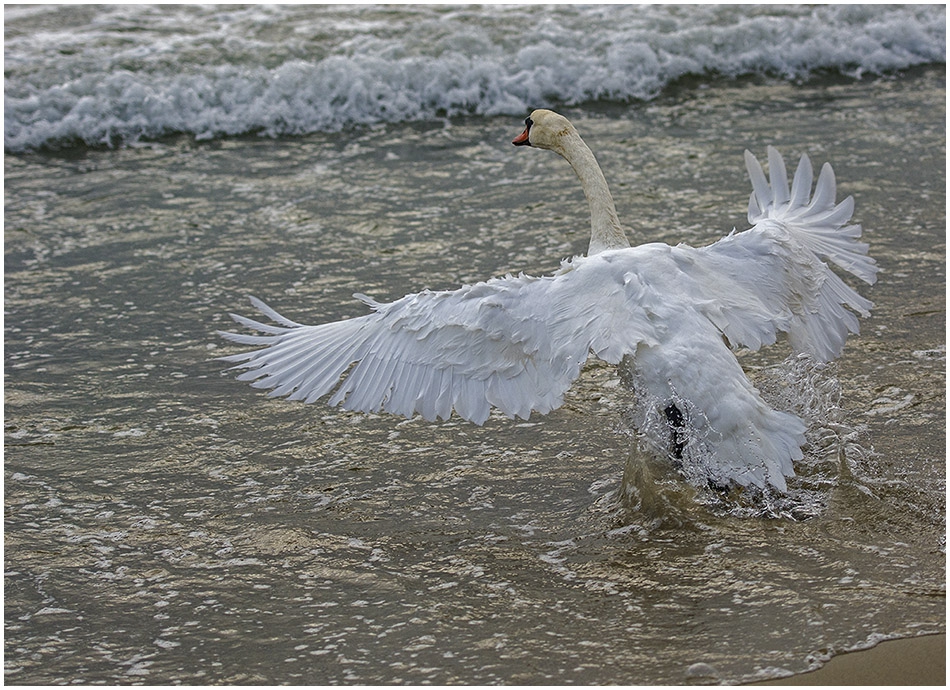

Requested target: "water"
[
  {"left": 4, "top": 4, "right": 945, "bottom": 151},
  {"left": 4, "top": 5, "right": 945, "bottom": 685}
]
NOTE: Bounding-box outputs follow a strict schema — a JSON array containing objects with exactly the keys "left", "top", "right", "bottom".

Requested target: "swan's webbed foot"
[{"left": 664, "top": 402, "right": 688, "bottom": 460}]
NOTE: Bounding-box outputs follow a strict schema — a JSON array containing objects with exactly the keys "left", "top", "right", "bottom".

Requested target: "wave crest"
[{"left": 5, "top": 4, "right": 945, "bottom": 151}]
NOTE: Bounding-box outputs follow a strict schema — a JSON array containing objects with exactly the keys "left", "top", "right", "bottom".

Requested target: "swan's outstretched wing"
[
  {"left": 677, "top": 147, "right": 876, "bottom": 363},
  {"left": 218, "top": 259, "right": 660, "bottom": 425}
]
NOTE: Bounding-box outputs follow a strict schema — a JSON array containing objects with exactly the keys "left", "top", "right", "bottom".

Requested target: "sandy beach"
[{"left": 755, "top": 633, "right": 945, "bottom": 685}]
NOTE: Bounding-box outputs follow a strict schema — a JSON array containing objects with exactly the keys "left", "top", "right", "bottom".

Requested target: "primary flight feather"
[{"left": 219, "top": 109, "right": 876, "bottom": 492}]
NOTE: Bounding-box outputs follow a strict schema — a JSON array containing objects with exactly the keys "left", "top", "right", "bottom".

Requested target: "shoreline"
[{"left": 753, "top": 633, "right": 946, "bottom": 685}]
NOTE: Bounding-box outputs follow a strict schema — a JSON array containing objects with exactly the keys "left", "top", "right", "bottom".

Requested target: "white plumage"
[{"left": 219, "top": 110, "right": 876, "bottom": 492}]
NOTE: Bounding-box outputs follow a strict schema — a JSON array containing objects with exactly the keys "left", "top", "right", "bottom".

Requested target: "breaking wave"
[{"left": 5, "top": 4, "right": 945, "bottom": 151}]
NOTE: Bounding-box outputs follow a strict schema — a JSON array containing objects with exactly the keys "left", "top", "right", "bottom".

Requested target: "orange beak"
[{"left": 512, "top": 126, "right": 531, "bottom": 146}]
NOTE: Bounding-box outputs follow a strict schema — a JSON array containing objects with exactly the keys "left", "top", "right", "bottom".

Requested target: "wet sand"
[{"left": 755, "top": 634, "right": 945, "bottom": 685}]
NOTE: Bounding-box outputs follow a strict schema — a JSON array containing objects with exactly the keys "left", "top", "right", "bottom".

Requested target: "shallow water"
[{"left": 5, "top": 69, "right": 945, "bottom": 684}]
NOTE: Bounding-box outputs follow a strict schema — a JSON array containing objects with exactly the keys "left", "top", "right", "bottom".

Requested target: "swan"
[{"left": 218, "top": 109, "right": 876, "bottom": 492}]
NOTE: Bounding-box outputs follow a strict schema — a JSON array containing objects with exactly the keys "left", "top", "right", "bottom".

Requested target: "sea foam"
[{"left": 4, "top": 4, "right": 945, "bottom": 151}]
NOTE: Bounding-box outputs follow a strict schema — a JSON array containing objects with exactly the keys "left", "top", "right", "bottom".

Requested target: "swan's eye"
[{"left": 524, "top": 117, "right": 533, "bottom": 128}]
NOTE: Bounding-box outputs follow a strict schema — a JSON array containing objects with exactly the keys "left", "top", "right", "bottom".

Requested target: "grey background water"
[{"left": 5, "top": 69, "right": 945, "bottom": 683}]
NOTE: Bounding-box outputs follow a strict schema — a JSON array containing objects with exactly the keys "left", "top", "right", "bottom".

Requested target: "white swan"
[{"left": 218, "top": 109, "right": 876, "bottom": 491}]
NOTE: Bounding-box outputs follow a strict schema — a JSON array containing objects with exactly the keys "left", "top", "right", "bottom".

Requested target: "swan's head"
[{"left": 511, "top": 109, "right": 577, "bottom": 154}]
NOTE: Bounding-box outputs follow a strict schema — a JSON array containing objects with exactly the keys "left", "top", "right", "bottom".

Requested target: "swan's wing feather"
[
  {"left": 767, "top": 146, "right": 790, "bottom": 208},
  {"left": 693, "top": 147, "right": 876, "bottom": 362},
  {"left": 219, "top": 260, "right": 658, "bottom": 424},
  {"left": 788, "top": 152, "right": 814, "bottom": 209},
  {"left": 667, "top": 234, "right": 786, "bottom": 353},
  {"left": 745, "top": 150, "right": 772, "bottom": 221},
  {"left": 746, "top": 148, "right": 877, "bottom": 285},
  {"left": 248, "top": 295, "right": 305, "bottom": 328}
]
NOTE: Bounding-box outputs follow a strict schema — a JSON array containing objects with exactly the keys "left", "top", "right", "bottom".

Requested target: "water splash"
[{"left": 614, "top": 354, "right": 875, "bottom": 522}]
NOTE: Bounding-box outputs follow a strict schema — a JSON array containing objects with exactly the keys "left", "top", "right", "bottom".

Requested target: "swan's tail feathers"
[
  {"left": 630, "top": 319, "right": 805, "bottom": 492},
  {"left": 745, "top": 147, "right": 878, "bottom": 287}
]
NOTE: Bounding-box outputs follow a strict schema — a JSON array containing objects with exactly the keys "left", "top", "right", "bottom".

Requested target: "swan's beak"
[{"left": 512, "top": 126, "right": 531, "bottom": 146}]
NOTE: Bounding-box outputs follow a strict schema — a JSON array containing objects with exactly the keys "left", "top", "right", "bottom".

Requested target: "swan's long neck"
[{"left": 558, "top": 132, "right": 630, "bottom": 255}]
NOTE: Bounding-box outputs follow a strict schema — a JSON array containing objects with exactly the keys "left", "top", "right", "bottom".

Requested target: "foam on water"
[{"left": 4, "top": 4, "right": 945, "bottom": 151}]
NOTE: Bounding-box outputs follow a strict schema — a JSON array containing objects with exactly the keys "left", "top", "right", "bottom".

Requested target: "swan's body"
[{"left": 219, "top": 110, "right": 876, "bottom": 492}]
